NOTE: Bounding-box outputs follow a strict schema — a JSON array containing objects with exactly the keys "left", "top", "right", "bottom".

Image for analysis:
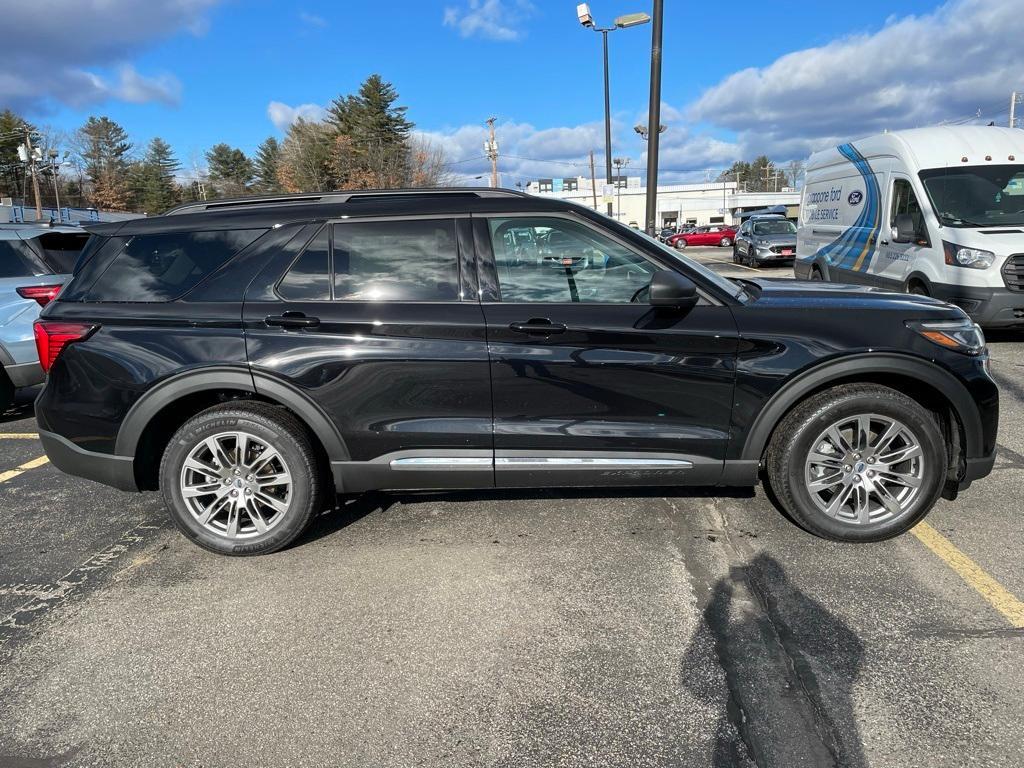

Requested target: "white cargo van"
[{"left": 796, "top": 126, "right": 1024, "bottom": 328}]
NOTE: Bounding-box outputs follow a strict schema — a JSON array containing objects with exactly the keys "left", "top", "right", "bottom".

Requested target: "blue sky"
[{"left": 4, "top": 0, "right": 1020, "bottom": 184}]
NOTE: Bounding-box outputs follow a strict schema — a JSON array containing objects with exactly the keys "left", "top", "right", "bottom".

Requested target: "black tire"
[
  {"left": 159, "top": 401, "right": 325, "bottom": 556},
  {"left": 765, "top": 384, "right": 946, "bottom": 542},
  {"left": 675, "top": 239, "right": 687, "bottom": 250},
  {"left": 908, "top": 281, "right": 929, "bottom": 297},
  {"left": 732, "top": 245, "right": 740, "bottom": 263},
  {"left": 745, "top": 249, "right": 758, "bottom": 269},
  {"left": 0, "top": 372, "right": 13, "bottom": 414},
  {"left": 720, "top": 236, "right": 732, "bottom": 247},
  {"left": 809, "top": 266, "right": 823, "bottom": 280}
]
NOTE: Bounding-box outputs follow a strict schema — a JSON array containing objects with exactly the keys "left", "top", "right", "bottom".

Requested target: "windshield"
[
  {"left": 753, "top": 220, "right": 797, "bottom": 235},
  {"left": 633, "top": 229, "right": 746, "bottom": 300},
  {"left": 919, "top": 165, "right": 1024, "bottom": 227}
]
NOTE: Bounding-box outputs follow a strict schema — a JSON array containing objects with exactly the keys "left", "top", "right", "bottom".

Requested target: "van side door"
[{"left": 876, "top": 174, "right": 931, "bottom": 290}]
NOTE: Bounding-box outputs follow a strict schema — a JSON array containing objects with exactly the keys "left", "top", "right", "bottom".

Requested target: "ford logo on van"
[{"left": 848, "top": 190, "right": 863, "bottom": 206}]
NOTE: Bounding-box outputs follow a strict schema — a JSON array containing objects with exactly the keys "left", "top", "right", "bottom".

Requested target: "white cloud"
[
  {"left": 299, "top": 11, "right": 328, "bottom": 28},
  {"left": 2, "top": 0, "right": 221, "bottom": 112},
  {"left": 443, "top": 0, "right": 535, "bottom": 42},
  {"left": 267, "top": 101, "right": 330, "bottom": 131},
  {"left": 688, "top": 0, "right": 1024, "bottom": 161}
]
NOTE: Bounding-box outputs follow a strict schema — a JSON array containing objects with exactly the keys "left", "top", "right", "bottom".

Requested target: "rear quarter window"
[
  {"left": 34, "top": 232, "right": 90, "bottom": 274},
  {"left": 83, "top": 229, "right": 266, "bottom": 302},
  {"left": 0, "top": 240, "right": 46, "bottom": 278}
]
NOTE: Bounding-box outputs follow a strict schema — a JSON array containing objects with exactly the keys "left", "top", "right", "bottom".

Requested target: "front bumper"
[
  {"left": 929, "top": 283, "right": 1024, "bottom": 328},
  {"left": 38, "top": 429, "right": 138, "bottom": 491},
  {"left": 753, "top": 245, "right": 796, "bottom": 263}
]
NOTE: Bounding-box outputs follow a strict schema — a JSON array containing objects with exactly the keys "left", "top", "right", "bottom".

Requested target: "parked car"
[
  {"left": 796, "top": 126, "right": 1024, "bottom": 328},
  {"left": 34, "top": 189, "right": 997, "bottom": 555},
  {"left": 734, "top": 217, "right": 798, "bottom": 267},
  {"left": 668, "top": 225, "right": 736, "bottom": 249},
  {"left": 0, "top": 226, "right": 85, "bottom": 411}
]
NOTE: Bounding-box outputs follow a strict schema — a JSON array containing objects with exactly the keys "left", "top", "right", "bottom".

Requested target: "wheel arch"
[
  {"left": 117, "top": 366, "right": 349, "bottom": 490},
  {"left": 741, "top": 353, "right": 982, "bottom": 463}
]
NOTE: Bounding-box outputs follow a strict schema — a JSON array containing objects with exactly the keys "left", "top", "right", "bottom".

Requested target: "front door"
[
  {"left": 476, "top": 214, "right": 738, "bottom": 488},
  {"left": 244, "top": 216, "right": 494, "bottom": 492},
  {"left": 876, "top": 174, "right": 930, "bottom": 289}
]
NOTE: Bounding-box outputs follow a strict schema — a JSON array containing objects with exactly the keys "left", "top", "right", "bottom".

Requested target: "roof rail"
[{"left": 163, "top": 187, "right": 529, "bottom": 216}]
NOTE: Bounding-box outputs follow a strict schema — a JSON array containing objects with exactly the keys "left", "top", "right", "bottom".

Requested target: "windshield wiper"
[{"left": 938, "top": 213, "right": 986, "bottom": 227}]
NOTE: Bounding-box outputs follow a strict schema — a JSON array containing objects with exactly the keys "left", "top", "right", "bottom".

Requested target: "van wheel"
[
  {"left": 810, "top": 266, "right": 824, "bottom": 281},
  {"left": 159, "top": 402, "right": 325, "bottom": 556},
  {"left": 765, "top": 384, "right": 946, "bottom": 542},
  {"left": 908, "top": 281, "right": 929, "bottom": 297}
]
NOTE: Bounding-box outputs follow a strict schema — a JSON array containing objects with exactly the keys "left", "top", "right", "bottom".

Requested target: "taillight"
[
  {"left": 17, "top": 284, "right": 63, "bottom": 307},
  {"left": 33, "top": 321, "right": 97, "bottom": 373}
]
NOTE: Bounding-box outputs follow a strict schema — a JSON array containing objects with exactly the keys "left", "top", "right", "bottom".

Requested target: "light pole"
[
  {"left": 644, "top": 0, "right": 665, "bottom": 235},
  {"left": 577, "top": 4, "right": 650, "bottom": 218},
  {"left": 613, "top": 157, "right": 628, "bottom": 221}
]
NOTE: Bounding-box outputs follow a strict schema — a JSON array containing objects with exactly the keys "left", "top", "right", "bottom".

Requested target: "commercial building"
[{"left": 524, "top": 176, "right": 800, "bottom": 228}]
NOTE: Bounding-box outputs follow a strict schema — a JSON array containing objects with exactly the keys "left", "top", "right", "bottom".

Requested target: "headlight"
[
  {"left": 943, "top": 241, "right": 994, "bottom": 269},
  {"left": 906, "top": 318, "right": 986, "bottom": 355}
]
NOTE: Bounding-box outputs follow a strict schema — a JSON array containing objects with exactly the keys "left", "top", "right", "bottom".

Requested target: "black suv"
[{"left": 33, "top": 189, "right": 998, "bottom": 555}]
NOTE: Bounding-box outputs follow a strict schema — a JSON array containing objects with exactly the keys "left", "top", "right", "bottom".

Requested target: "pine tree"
[
  {"left": 132, "top": 137, "right": 180, "bottom": 213},
  {"left": 206, "top": 143, "right": 254, "bottom": 197},
  {"left": 327, "top": 74, "right": 414, "bottom": 188},
  {"left": 253, "top": 137, "right": 282, "bottom": 193},
  {"left": 75, "top": 116, "right": 132, "bottom": 210},
  {"left": 0, "top": 109, "right": 35, "bottom": 199}
]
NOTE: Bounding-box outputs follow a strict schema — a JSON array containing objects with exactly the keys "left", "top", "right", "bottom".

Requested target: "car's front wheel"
[
  {"left": 675, "top": 239, "right": 687, "bottom": 250},
  {"left": 159, "top": 402, "right": 325, "bottom": 555},
  {"left": 766, "top": 384, "right": 946, "bottom": 542}
]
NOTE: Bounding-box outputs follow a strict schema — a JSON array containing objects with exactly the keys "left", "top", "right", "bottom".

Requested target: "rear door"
[
  {"left": 476, "top": 213, "right": 738, "bottom": 488},
  {"left": 243, "top": 215, "right": 494, "bottom": 492}
]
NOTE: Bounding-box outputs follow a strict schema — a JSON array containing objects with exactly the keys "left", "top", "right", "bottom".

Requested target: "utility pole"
[
  {"left": 485, "top": 117, "right": 499, "bottom": 188},
  {"left": 23, "top": 128, "right": 43, "bottom": 221},
  {"left": 643, "top": 0, "right": 664, "bottom": 235},
  {"left": 613, "top": 157, "right": 628, "bottom": 221},
  {"left": 763, "top": 163, "right": 773, "bottom": 193},
  {"left": 589, "top": 149, "right": 599, "bottom": 210},
  {"left": 1011, "top": 91, "right": 1019, "bottom": 129}
]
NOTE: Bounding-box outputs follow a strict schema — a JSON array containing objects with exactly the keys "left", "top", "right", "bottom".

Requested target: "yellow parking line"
[
  {"left": 0, "top": 456, "right": 49, "bottom": 484},
  {"left": 912, "top": 521, "right": 1024, "bottom": 628},
  {"left": 0, "top": 433, "right": 39, "bottom": 439}
]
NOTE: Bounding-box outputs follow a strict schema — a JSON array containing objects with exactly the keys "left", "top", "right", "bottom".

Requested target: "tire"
[
  {"left": 765, "top": 384, "right": 946, "bottom": 542},
  {"left": 159, "top": 401, "right": 325, "bottom": 556},
  {"left": 0, "top": 372, "right": 13, "bottom": 414},
  {"left": 675, "top": 239, "right": 687, "bottom": 250},
  {"left": 810, "top": 266, "right": 824, "bottom": 281},
  {"left": 732, "top": 245, "right": 740, "bottom": 263},
  {"left": 720, "top": 237, "right": 732, "bottom": 247},
  {"left": 745, "top": 249, "right": 758, "bottom": 269},
  {"left": 908, "top": 282, "right": 929, "bottom": 297}
]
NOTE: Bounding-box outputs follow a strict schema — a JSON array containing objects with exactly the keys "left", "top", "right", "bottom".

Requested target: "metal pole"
[
  {"left": 602, "top": 30, "right": 614, "bottom": 216},
  {"left": 643, "top": 0, "right": 664, "bottom": 235},
  {"left": 24, "top": 129, "right": 43, "bottom": 221},
  {"left": 589, "top": 149, "right": 599, "bottom": 210},
  {"left": 53, "top": 163, "right": 61, "bottom": 217},
  {"left": 1011, "top": 91, "right": 1018, "bottom": 129}
]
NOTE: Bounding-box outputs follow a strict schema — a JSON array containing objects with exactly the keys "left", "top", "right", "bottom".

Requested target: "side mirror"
[
  {"left": 892, "top": 213, "right": 915, "bottom": 244},
  {"left": 649, "top": 270, "right": 699, "bottom": 310}
]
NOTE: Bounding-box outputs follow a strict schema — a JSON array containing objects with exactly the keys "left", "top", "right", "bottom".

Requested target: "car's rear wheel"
[
  {"left": 720, "top": 236, "right": 732, "bottom": 247},
  {"left": 732, "top": 244, "right": 740, "bottom": 263},
  {"left": 766, "top": 384, "right": 946, "bottom": 542},
  {"left": 159, "top": 402, "right": 325, "bottom": 556},
  {"left": 0, "top": 373, "right": 13, "bottom": 414}
]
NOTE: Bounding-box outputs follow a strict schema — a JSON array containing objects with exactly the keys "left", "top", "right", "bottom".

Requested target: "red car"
[{"left": 667, "top": 225, "right": 736, "bottom": 249}]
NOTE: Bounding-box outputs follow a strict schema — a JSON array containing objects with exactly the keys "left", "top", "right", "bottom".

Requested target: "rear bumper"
[
  {"left": 38, "top": 429, "right": 138, "bottom": 491},
  {"left": 4, "top": 361, "right": 44, "bottom": 389},
  {"left": 928, "top": 283, "right": 1024, "bottom": 328}
]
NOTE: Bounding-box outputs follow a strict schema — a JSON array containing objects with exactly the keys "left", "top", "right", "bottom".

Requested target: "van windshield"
[{"left": 919, "top": 165, "right": 1024, "bottom": 227}]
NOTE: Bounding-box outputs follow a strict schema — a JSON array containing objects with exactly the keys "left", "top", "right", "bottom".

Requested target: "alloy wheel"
[
  {"left": 179, "top": 430, "right": 293, "bottom": 539},
  {"left": 803, "top": 414, "right": 924, "bottom": 525}
]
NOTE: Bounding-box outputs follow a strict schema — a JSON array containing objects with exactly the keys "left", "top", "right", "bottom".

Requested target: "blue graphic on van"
[
  {"left": 814, "top": 144, "right": 881, "bottom": 273},
  {"left": 847, "top": 190, "right": 863, "bottom": 206}
]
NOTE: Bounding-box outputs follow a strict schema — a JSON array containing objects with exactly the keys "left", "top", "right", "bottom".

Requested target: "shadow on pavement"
[
  {"left": 0, "top": 386, "right": 38, "bottom": 425},
  {"left": 685, "top": 552, "right": 866, "bottom": 768}
]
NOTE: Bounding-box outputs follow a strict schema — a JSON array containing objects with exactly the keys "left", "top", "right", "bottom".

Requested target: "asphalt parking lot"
[{"left": 1, "top": 247, "right": 1023, "bottom": 767}]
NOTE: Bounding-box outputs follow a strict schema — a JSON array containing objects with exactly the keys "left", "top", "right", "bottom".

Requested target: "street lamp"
[
  {"left": 634, "top": 124, "right": 667, "bottom": 140},
  {"left": 577, "top": 3, "right": 650, "bottom": 217}
]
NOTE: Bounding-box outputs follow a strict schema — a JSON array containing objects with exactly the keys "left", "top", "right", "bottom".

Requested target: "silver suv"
[
  {"left": 733, "top": 216, "right": 797, "bottom": 268},
  {"left": 0, "top": 226, "right": 86, "bottom": 411}
]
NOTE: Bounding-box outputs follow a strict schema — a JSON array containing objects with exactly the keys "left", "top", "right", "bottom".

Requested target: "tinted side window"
[
  {"left": 891, "top": 178, "right": 928, "bottom": 243},
  {"left": 0, "top": 240, "right": 45, "bottom": 278},
  {"left": 488, "top": 217, "right": 656, "bottom": 304},
  {"left": 85, "top": 229, "right": 265, "bottom": 302},
  {"left": 35, "top": 232, "right": 89, "bottom": 273},
  {"left": 278, "top": 228, "right": 330, "bottom": 301},
  {"left": 332, "top": 219, "right": 459, "bottom": 302}
]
